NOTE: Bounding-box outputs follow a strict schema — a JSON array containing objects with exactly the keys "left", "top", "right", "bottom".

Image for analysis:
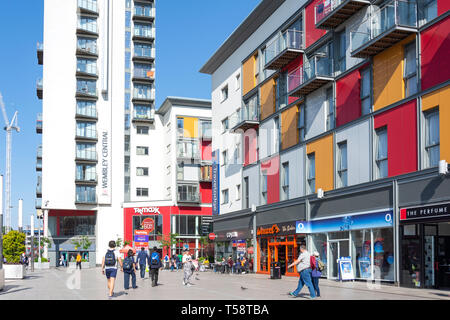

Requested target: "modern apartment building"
[{"left": 201, "top": 0, "right": 450, "bottom": 289}]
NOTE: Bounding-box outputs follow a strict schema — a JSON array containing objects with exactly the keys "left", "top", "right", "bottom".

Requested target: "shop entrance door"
[
  {"left": 329, "top": 240, "right": 349, "bottom": 279},
  {"left": 278, "top": 245, "right": 286, "bottom": 275},
  {"left": 424, "top": 224, "right": 438, "bottom": 289}
]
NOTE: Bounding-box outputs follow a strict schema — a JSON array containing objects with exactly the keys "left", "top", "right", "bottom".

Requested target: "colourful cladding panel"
[
  {"left": 374, "top": 100, "right": 417, "bottom": 177},
  {"left": 336, "top": 68, "right": 362, "bottom": 127},
  {"left": 242, "top": 55, "right": 256, "bottom": 96},
  {"left": 422, "top": 85, "right": 450, "bottom": 162},
  {"left": 183, "top": 117, "right": 198, "bottom": 138},
  {"left": 201, "top": 140, "right": 212, "bottom": 161},
  {"left": 261, "top": 155, "right": 280, "bottom": 205},
  {"left": 438, "top": 0, "right": 450, "bottom": 15},
  {"left": 200, "top": 182, "right": 212, "bottom": 204},
  {"left": 421, "top": 16, "right": 450, "bottom": 91},
  {"left": 281, "top": 105, "right": 299, "bottom": 150},
  {"left": 305, "top": 0, "right": 327, "bottom": 48},
  {"left": 260, "top": 78, "right": 276, "bottom": 121},
  {"left": 306, "top": 134, "right": 334, "bottom": 192},
  {"left": 244, "top": 129, "right": 258, "bottom": 166},
  {"left": 283, "top": 55, "right": 303, "bottom": 105}
]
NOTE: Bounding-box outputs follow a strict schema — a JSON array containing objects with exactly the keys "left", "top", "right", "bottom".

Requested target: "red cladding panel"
[
  {"left": 244, "top": 129, "right": 258, "bottom": 166},
  {"left": 374, "top": 100, "right": 417, "bottom": 177},
  {"left": 200, "top": 182, "right": 212, "bottom": 204},
  {"left": 283, "top": 55, "right": 303, "bottom": 105},
  {"left": 201, "top": 141, "right": 212, "bottom": 161},
  {"left": 421, "top": 16, "right": 450, "bottom": 91},
  {"left": 305, "top": 0, "right": 327, "bottom": 48},
  {"left": 336, "top": 69, "right": 362, "bottom": 127},
  {"left": 261, "top": 156, "right": 280, "bottom": 204},
  {"left": 438, "top": 0, "right": 450, "bottom": 15}
]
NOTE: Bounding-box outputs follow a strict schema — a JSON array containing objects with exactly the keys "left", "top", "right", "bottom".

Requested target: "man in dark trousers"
[
  {"left": 136, "top": 247, "right": 148, "bottom": 279},
  {"left": 148, "top": 246, "right": 162, "bottom": 287}
]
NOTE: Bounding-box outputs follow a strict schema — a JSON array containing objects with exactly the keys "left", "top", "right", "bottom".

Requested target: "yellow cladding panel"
[
  {"left": 373, "top": 35, "right": 416, "bottom": 111},
  {"left": 422, "top": 85, "right": 450, "bottom": 162},
  {"left": 306, "top": 134, "right": 334, "bottom": 192},
  {"left": 260, "top": 78, "right": 276, "bottom": 121},
  {"left": 182, "top": 117, "right": 198, "bottom": 138},
  {"left": 281, "top": 105, "right": 299, "bottom": 150},
  {"left": 242, "top": 55, "right": 256, "bottom": 96}
]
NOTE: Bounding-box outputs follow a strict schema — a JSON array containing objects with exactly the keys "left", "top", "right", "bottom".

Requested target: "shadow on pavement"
[
  {"left": 0, "top": 285, "right": 31, "bottom": 296},
  {"left": 431, "top": 292, "right": 450, "bottom": 298}
]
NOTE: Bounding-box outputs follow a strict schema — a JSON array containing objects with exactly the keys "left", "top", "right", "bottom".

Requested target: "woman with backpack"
[
  {"left": 123, "top": 249, "right": 138, "bottom": 290},
  {"left": 311, "top": 251, "right": 324, "bottom": 298}
]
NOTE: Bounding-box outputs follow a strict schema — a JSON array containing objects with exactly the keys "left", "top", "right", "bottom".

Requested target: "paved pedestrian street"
[{"left": 1, "top": 268, "right": 449, "bottom": 301}]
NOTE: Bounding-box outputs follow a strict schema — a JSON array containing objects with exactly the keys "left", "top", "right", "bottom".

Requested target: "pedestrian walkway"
[{"left": 0, "top": 268, "right": 449, "bottom": 300}]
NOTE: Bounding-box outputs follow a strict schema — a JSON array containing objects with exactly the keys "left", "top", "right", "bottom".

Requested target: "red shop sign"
[{"left": 142, "top": 218, "right": 155, "bottom": 232}]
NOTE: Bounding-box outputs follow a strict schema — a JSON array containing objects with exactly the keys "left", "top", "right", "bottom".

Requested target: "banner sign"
[
  {"left": 232, "top": 240, "right": 246, "bottom": 248},
  {"left": 296, "top": 210, "right": 393, "bottom": 234},
  {"left": 257, "top": 221, "right": 297, "bottom": 236},
  {"left": 400, "top": 203, "right": 450, "bottom": 222},
  {"left": 212, "top": 150, "right": 220, "bottom": 215},
  {"left": 98, "top": 130, "right": 111, "bottom": 204},
  {"left": 134, "top": 230, "right": 149, "bottom": 243}
]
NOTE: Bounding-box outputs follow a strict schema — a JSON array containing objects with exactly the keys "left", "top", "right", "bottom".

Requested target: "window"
[
  {"left": 134, "top": 23, "right": 153, "bottom": 38},
  {"left": 133, "top": 215, "right": 163, "bottom": 240},
  {"left": 78, "top": 17, "right": 97, "bottom": 33},
  {"left": 307, "top": 153, "right": 316, "bottom": 194},
  {"left": 76, "top": 121, "right": 96, "bottom": 139},
  {"left": 243, "top": 177, "right": 249, "bottom": 209},
  {"left": 77, "top": 79, "right": 96, "bottom": 96},
  {"left": 177, "top": 184, "right": 199, "bottom": 202},
  {"left": 77, "top": 37, "right": 97, "bottom": 54},
  {"left": 133, "top": 83, "right": 153, "bottom": 100},
  {"left": 261, "top": 172, "right": 268, "bottom": 205},
  {"left": 134, "top": 42, "right": 153, "bottom": 58},
  {"left": 76, "top": 142, "right": 96, "bottom": 160},
  {"left": 177, "top": 163, "right": 184, "bottom": 180},
  {"left": 404, "top": 42, "right": 417, "bottom": 97},
  {"left": 77, "top": 58, "right": 97, "bottom": 75},
  {"left": 234, "top": 142, "right": 240, "bottom": 164},
  {"left": 222, "top": 118, "right": 229, "bottom": 133},
  {"left": 360, "top": 68, "right": 372, "bottom": 115},
  {"left": 222, "top": 189, "right": 229, "bottom": 204},
  {"left": 136, "top": 188, "right": 149, "bottom": 197},
  {"left": 136, "top": 146, "right": 149, "bottom": 155},
  {"left": 59, "top": 216, "right": 96, "bottom": 236},
  {"left": 425, "top": 109, "right": 440, "bottom": 168},
  {"left": 236, "top": 74, "right": 241, "bottom": 90},
  {"left": 177, "top": 140, "right": 199, "bottom": 159},
  {"left": 335, "top": 31, "right": 346, "bottom": 73},
  {"left": 274, "top": 117, "right": 281, "bottom": 153},
  {"left": 76, "top": 100, "right": 97, "bottom": 118},
  {"left": 418, "top": 0, "right": 437, "bottom": 26},
  {"left": 177, "top": 117, "right": 184, "bottom": 137},
  {"left": 337, "top": 142, "right": 348, "bottom": 188},
  {"left": 136, "top": 126, "right": 149, "bottom": 135},
  {"left": 76, "top": 164, "right": 96, "bottom": 182},
  {"left": 76, "top": 185, "right": 96, "bottom": 203},
  {"left": 298, "top": 104, "right": 306, "bottom": 142},
  {"left": 254, "top": 53, "right": 260, "bottom": 82},
  {"left": 281, "top": 162, "right": 289, "bottom": 201},
  {"left": 134, "top": 63, "right": 153, "bottom": 79},
  {"left": 201, "top": 120, "right": 212, "bottom": 139},
  {"left": 326, "top": 87, "right": 335, "bottom": 130},
  {"left": 134, "top": 105, "right": 152, "bottom": 120},
  {"left": 136, "top": 167, "right": 149, "bottom": 176},
  {"left": 236, "top": 184, "right": 241, "bottom": 201},
  {"left": 221, "top": 85, "right": 229, "bottom": 102},
  {"left": 375, "top": 128, "right": 388, "bottom": 179},
  {"left": 222, "top": 150, "right": 228, "bottom": 166},
  {"left": 174, "top": 215, "right": 199, "bottom": 236},
  {"left": 276, "top": 72, "right": 288, "bottom": 110}
]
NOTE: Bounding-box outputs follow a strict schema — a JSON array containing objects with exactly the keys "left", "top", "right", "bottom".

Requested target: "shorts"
[{"left": 105, "top": 268, "right": 117, "bottom": 279}]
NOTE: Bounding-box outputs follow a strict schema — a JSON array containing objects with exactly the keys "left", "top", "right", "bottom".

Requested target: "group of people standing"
[{"left": 216, "top": 256, "right": 252, "bottom": 274}]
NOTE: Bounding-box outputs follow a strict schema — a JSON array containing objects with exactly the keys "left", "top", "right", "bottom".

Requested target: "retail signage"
[
  {"left": 358, "top": 258, "right": 371, "bottom": 279},
  {"left": 400, "top": 203, "right": 450, "bottom": 222},
  {"left": 134, "top": 230, "right": 149, "bottom": 243},
  {"left": 133, "top": 207, "right": 161, "bottom": 215},
  {"left": 232, "top": 240, "right": 246, "bottom": 248},
  {"left": 212, "top": 150, "right": 220, "bottom": 215},
  {"left": 296, "top": 210, "right": 393, "bottom": 234},
  {"left": 257, "top": 221, "right": 297, "bottom": 236},
  {"left": 98, "top": 130, "right": 111, "bottom": 204},
  {"left": 226, "top": 232, "right": 238, "bottom": 239},
  {"left": 338, "top": 257, "right": 354, "bottom": 281},
  {"left": 141, "top": 218, "right": 155, "bottom": 232}
]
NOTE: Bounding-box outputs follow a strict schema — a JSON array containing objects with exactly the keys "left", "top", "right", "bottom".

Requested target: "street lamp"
[{"left": 0, "top": 175, "right": 4, "bottom": 270}]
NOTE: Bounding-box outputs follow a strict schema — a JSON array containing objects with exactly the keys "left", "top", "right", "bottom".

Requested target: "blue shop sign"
[{"left": 296, "top": 210, "right": 393, "bottom": 234}]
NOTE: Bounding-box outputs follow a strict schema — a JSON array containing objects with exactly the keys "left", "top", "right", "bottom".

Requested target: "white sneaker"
[
  {"left": 186, "top": 283, "right": 192, "bottom": 287},
  {"left": 182, "top": 280, "right": 186, "bottom": 285}
]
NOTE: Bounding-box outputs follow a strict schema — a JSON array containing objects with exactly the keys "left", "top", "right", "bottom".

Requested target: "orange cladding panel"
[
  {"left": 306, "top": 134, "right": 334, "bottom": 192},
  {"left": 281, "top": 105, "right": 299, "bottom": 150},
  {"left": 422, "top": 85, "right": 450, "bottom": 162},
  {"left": 242, "top": 55, "right": 256, "bottom": 96},
  {"left": 260, "top": 78, "right": 276, "bottom": 121}
]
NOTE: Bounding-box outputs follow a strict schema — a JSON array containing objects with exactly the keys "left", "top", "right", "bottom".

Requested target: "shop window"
[
  {"left": 174, "top": 215, "right": 200, "bottom": 236},
  {"left": 311, "top": 233, "right": 327, "bottom": 274},
  {"left": 351, "top": 229, "right": 372, "bottom": 280},
  {"left": 259, "top": 238, "right": 268, "bottom": 272},
  {"left": 425, "top": 109, "right": 440, "bottom": 168},
  {"left": 373, "top": 228, "right": 395, "bottom": 281},
  {"left": 132, "top": 215, "right": 162, "bottom": 241},
  {"left": 59, "top": 216, "right": 96, "bottom": 236},
  {"left": 328, "top": 231, "right": 349, "bottom": 240}
]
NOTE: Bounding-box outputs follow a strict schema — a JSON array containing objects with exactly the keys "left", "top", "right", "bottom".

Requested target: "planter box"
[
  {"left": 0, "top": 269, "right": 4, "bottom": 291},
  {"left": 4, "top": 264, "right": 26, "bottom": 279},
  {"left": 69, "top": 262, "right": 90, "bottom": 269},
  {"left": 34, "top": 262, "right": 50, "bottom": 269}
]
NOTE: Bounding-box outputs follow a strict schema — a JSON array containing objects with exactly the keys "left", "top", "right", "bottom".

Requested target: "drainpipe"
[{"left": 252, "top": 204, "right": 257, "bottom": 273}]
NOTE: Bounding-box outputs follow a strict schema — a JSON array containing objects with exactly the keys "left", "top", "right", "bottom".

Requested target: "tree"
[
  {"left": 3, "top": 230, "right": 26, "bottom": 264},
  {"left": 158, "top": 232, "right": 180, "bottom": 255},
  {"left": 33, "top": 237, "right": 52, "bottom": 256},
  {"left": 198, "top": 236, "right": 210, "bottom": 258},
  {"left": 72, "top": 235, "right": 92, "bottom": 251},
  {"left": 115, "top": 237, "right": 130, "bottom": 248}
]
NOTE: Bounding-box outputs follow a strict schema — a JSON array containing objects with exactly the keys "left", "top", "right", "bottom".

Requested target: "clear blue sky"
[{"left": 0, "top": 0, "right": 261, "bottom": 230}]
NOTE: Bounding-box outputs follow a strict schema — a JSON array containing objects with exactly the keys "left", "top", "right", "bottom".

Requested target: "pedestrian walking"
[
  {"left": 136, "top": 247, "right": 148, "bottom": 279},
  {"left": 76, "top": 252, "right": 82, "bottom": 270},
  {"left": 170, "top": 256, "right": 176, "bottom": 272},
  {"left": 101, "top": 240, "right": 123, "bottom": 298},
  {"left": 311, "top": 251, "right": 323, "bottom": 298},
  {"left": 149, "top": 247, "right": 162, "bottom": 287},
  {"left": 164, "top": 253, "right": 169, "bottom": 270},
  {"left": 182, "top": 249, "right": 194, "bottom": 286},
  {"left": 287, "top": 245, "right": 316, "bottom": 299},
  {"left": 123, "top": 249, "right": 138, "bottom": 290}
]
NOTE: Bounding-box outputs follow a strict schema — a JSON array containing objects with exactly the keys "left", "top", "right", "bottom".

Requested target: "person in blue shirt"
[
  {"left": 148, "top": 247, "right": 162, "bottom": 287},
  {"left": 136, "top": 247, "right": 148, "bottom": 279}
]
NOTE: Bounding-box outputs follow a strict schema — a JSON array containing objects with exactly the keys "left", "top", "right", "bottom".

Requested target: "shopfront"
[
  {"left": 400, "top": 202, "right": 450, "bottom": 289},
  {"left": 256, "top": 221, "right": 305, "bottom": 276},
  {"left": 297, "top": 210, "right": 395, "bottom": 282}
]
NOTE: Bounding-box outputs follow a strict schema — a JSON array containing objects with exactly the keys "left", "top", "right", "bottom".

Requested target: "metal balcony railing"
[
  {"left": 78, "top": 0, "right": 98, "bottom": 13},
  {"left": 75, "top": 188, "right": 97, "bottom": 204},
  {"left": 133, "top": 68, "right": 155, "bottom": 80},
  {"left": 37, "top": 145, "right": 42, "bottom": 158},
  {"left": 264, "top": 29, "right": 304, "bottom": 69},
  {"left": 177, "top": 189, "right": 201, "bottom": 203},
  {"left": 315, "top": 0, "right": 370, "bottom": 29},
  {"left": 134, "top": 5, "right": 155, "bottom": 19}
]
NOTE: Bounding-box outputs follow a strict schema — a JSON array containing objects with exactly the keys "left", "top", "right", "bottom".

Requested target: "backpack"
[
  {"left": 105, "top": 250, "right": 116, "bottom": 267},
  {"left": 310, "top": 255, "right": 316, "bottom": 270},
  {"left": 151, "top": 252, "right": 160, "bottom": 266},
  {"left": 317, "top": 259, "right": 325, "bottom": 272},
  {"left": 123, "top": 257, "right": 133, "bottom": 271}
]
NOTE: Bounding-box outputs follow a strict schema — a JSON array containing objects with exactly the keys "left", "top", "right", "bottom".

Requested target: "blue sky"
[{"left": 0, "top": 0, "right": 261, "bottom": 230}]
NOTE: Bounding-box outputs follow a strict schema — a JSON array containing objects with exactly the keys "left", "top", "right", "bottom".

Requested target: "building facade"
[{"left": 201, "top": 0, "right": 450, "bottom": 289}]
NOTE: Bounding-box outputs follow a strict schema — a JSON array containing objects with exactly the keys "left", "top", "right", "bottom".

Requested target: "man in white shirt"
[{"left": 287, "top": 245, "right": 316, "bottom": 299}]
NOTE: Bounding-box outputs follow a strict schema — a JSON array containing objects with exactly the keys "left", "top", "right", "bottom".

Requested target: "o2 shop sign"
[{"left": 141, "top": 218, "right": 155, "bottom": 232}]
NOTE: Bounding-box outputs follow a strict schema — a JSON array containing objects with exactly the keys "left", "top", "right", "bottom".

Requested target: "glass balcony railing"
[
  {"left": 264, "top": 29, "right": 304, "bottom": 68},
  {"left": 315, "top": 0, "right": 370, "bottom": 28},
  {"left": 177, "top": 139, "right": 200, "bottom": 159},
  {"left": 76, "top": 172, "right": 97, "bottom": 183},
  {"left": 134, "top": 5, "right": 155, "bottom": 19},
  {"left": 133, "top": 107, "right": 155, "bottom": 121},
  {"left": 77, "top": 80, "right": 97, "bottom": 97},
  {"left": 200, "top": 123, "right": 212, "bottom": 140},
  {"left": 37, "top": 145, "right": 42, "bottom": 158},
  {"left": 133, "top": 68, "right": 155, "bottom": 80},
  {"left": 134, "top": 25, "right": 155, "bottom": 39},
  {"left": 288, "top": 55, "right": 333, "bottom": 96},
  {"left": 76, "top": 145, "right": 97, "bottom": 161},
  {"left": 36, "top": 114, "right": 43, "bottom": 132},
  {"left": 177, "top": 185, "right": 201, "bottom": 203},
  {"left": 78, "top": 0, "right": 98, "bottom": 13},
  {"left": 36, "top": 183, "right": 42, "bottom": 195},
  {"left": 77, "top": 61, "right": 97, "bottom": 76},
  {"left": 134, "top": 46, "right": 155, "bottom": 59},
  {"left": 35, "top": 198, "right": 42, "bottom": 209},
  {"left": 78, "top": 18, "right": 98, "bottom": 34},
  {"left": 76, "top": 187, "right": 97, "bottom": 204},
  {"left": 77, "top": 38, "right": 97, "bottom": 55},
  {"left": 133, "top": 85, "right": 154, "bottom": 100},
  {"left": 37, "top": 79, "right": 43, "bottom": 90},
  {"left": 351, "top": 0, "right": 417, "bottom": 56}
]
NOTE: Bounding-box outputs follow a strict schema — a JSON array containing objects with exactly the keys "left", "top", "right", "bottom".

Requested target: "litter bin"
[{"left": 270, "top": 262, "right": 281, "bottom": 279}]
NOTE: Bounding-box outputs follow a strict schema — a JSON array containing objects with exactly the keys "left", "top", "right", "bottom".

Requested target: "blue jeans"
[
  {"left": 139, "top": 264, "right": 146, "bottom": 278},
  {"left": 293, "top": 268, "right": 316, "bottom": 298},
  {"left": 124, "top": 271, "right": 137, "bottom": 289},
  {"left": 312, "top": 276, "right": 321, "bottom": 297}
]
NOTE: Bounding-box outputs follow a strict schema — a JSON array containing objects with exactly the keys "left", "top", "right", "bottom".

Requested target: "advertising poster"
[
  {"left": 134, "top": 230, "right": 149, "bottom": 250},
  {"left": 339, "top": 257, "right": 354, "bottom": 281},
  {"left": 359, "top": 258, "right": 371, "bottom": 279}
]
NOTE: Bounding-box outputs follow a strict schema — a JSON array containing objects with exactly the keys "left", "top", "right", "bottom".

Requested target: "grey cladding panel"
[
  {"left": 214, "top": 215, "right": 253, "bottom": 232},
  {"left": 399, "top": 175, "right": 450, "bottom": 207},
  {"left": 257, "top": 204, "right": 306, "bottom": 226}
]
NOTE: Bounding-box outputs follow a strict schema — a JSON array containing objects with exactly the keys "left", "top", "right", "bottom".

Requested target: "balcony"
[
  {"left": 133, "top": 26, "right": 155, "bottom": 42},
  {"left": 350, "top": 0, "right": 418, "bottom": 58},
  {"left": 177, "top": 184, "right": 201, "bottom": 204},
  {"left": 37, "top": 145, "right": 42, "bottom": 159},
  {"left": 36, "top": 113, "right": 43, "bottom": 134},
  {"left": 77, "top": 19, "right": 99, "bottom": 37},
  {"left": 315, "top": 0, "right": 371, "bottom": 30},
  {"left": 288, "top": 55, "right": 334, "bottom": 97},
  {"left": 76, "top": 62, "right": 98, "bottom": 79},
  {"left": 265, "top": 29, "right": 305, "bottom": 70},
  {"left": 75, "top": 188, "right": 97, "bottom": 205},
  {"left": 36, "top": 79, "right": 43, "bottom": 100},
  {"left": 76, "top": 81, "right": 98, "bottom": 99},
  {"left": 230, "top": 99, "right": 259, "bottom": 133},
  {"left": 132, "top": 68, "right": 155, "bottom": 83},
  {"left": 37, "top": 42, "right": 43, "bottom": 65},
  {"left": 177, "top": 139, "right": 201, "bottom": 161},
  {"left": 75, "top": 173, "right": 98, "bottom": 185},
  {"left": 77, "top": 0, "right": 99, "bottom": 16},
  {"left": 75, "top": 131, "right": 98, "bottom": 142},
  {"left": 36, "top": 159, "right": 42, "bottom": 172},
  {"left": 36, "top": 183, "right": 42, "bottom": 198},
  {"left": 200, "top": 124, "right": 212, "bottom": 141},
  {"left": 132, "top": 108, "right": 155, "bottom": 124},
  {"left": 77, "top": 39, "right": 98, "bottom": 57},
  {"left": 133, "top": 46, "right": 155, "bottom": 63},
  {"left": 132, "top": 86, "right": 155, "bottom": 104},
  {"left": 133, "top": 5, "right": 155, "bottom": 23},
  {"left": 35, "top": 198, "right": 42, "bottom": 209},
  {"left": 75, "top": 150, "right": 98, "bottom": 163}
]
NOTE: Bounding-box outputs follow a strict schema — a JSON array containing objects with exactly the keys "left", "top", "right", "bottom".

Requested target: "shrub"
[
  {"left": 3, "top": 231, "right": 26, "bottom": 264},
  {"left": 34, "top": 257, "right": 49, "bottom": 263}
]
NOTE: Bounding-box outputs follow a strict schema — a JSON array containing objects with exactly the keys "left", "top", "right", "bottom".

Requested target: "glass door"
[
  {"left": 424, "top": 224, "right": 438, "bottom": 289},
  {"left": 329, "top": 240, "right": 350, "bottom": 279},
  {"left": 278, "top": 245, "right": 287, "bottom": 275}
]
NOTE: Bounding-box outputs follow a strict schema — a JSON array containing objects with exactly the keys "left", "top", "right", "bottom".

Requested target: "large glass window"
[
  {"left": 76, "top": 164, "right": 96, "bottom": 182},
  {"left": 134, "top": 63, "right": 153, "bottom": 79},
  {"left": 261, "top": 173, "right": 268, "bottom": 205},
  {"left": 307, "top": 153, "right": 316, "bottom": 194},
  {"left": 75, "top": 185, "right": 96, "bottom": 203},
  {"left": 276, "top": 72, "right": 288, "bottom": 110},
  {"left": 134, "top": 42, "right": 153, "bottom": 58},
  {"left": 259, "top": 238, "right": 268, "bottom": 272},
  {"left": 360, "top": 68, "right": 371, "bottom": 115},
  {"left": 134, "top": 23, "right": 153, "bottom": 38},
  {"left": 425, "top": 109, "right": 440, "bottom": 168},
  {"left": 76, "top": 100, "right": 97, "bottom": 118},
  {"left": 134, "top": 105, "right": 152, "bottom": 120},
  {"left": 174, "top": 215, "right": 200, "bottom": 236},
  {"left": 281, "top": 162, "right": 289, "bottom": 201},
  {"left": 76, "top": 142, "right": 96, "bottom": 160},
  {"left": 177, "top": 184, "right": 199, "bottom": 202},
  {"left": 78, "top": 17, "right": 97, "bottom": 33},
  {"left": 76, "top": 121, "right": 97, "bottom": 139},
  {"left": 133, "top": 84, "right": 153, "bottom": 100},
  {"left": 351, "top": 229, "right": 372, "bottom": 279},
  {"left": 298, "top": 104, "right": 306, "bottom": 142},
  {"left": 77, "top": 58, "right": 97, "bottom": 75},
  {"left": 375, "top": 127, "right": 388, "bottom": 179},
  {"left": 404, "top": 41, "right": 417, "bottom": 97},
  {"left": 326, "top": 87, "right": 334, "bottom": 131},
  {"left": 77, "top": 37, "right": 97, "bottom": 54},
  {"left": 77, "top": 79, "right": 96, "bottom": 96},
  {"left": 132, "top": 215, "right": 163, "bottom": 241},
  {"left": 243, "top": 177, "right": 249, "bottom": 209},
  {"left": 59, "top": 215, "right": 96, "bottom": 236},
  {"left": 373, "top": 228, "right": 395, "bottom": 281},
  {"left": 418, "top": 0, "right": 437, "bottom": 26},
  {"left": 335, "top": 31, "right": 346, "bottom": 73},
  {"left": 337, "top": 141, "right": 348, "bottom": 188},
  {"left": 311, "top": 233, "right": 327, "bottom": 274}
]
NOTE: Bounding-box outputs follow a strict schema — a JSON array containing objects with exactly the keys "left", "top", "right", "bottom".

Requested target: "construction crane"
[{"left": 0, "top": 92, "right": 20, "bottom": 234}]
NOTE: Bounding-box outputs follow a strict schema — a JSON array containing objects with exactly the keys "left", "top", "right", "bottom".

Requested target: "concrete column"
[
  {"left": 43, "top": 209, "right": 49, "bottom": 259},
  {"left": 253, "top": 212, "right": 257, "bottom": 273}
]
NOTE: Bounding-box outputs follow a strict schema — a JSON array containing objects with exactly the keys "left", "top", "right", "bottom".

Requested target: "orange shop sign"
[{"left": 257, "top": 224, "right": 280, "bottom": 236}]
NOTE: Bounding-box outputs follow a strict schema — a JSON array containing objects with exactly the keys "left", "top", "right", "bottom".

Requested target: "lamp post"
[
  {"left": 0, "top": 175, "right": 4, "bottom": 270},
  {"left": 30, "top": 215, "right": 34, "bottom": 272}
]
